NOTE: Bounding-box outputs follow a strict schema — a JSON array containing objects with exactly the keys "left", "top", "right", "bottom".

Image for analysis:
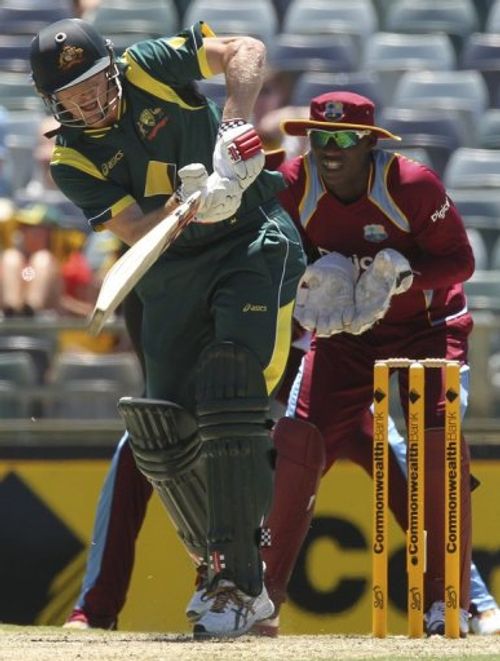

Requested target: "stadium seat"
[
  {"left": 474, "top": 0, "right": 498, "bottom": 30},
  {"left": 183, "top": 0, "right": 279, "bottom": 44},
  {"left": 490, "top": 235, "right": 500, "bottom": 269},
  {"left": 450, "top": 187, "right": 500, "bottom": 220},
  {"left": 0, "top": 351, "right": 38, "bottom": 418},
  {"left": 0, "top": 72, "right": 43, "bottom": 112},
  {"left": 1, "top": 0, "right": 73, "bottom": 7},
  {"left": 0, "top": 351, "right": 37, "bottom": 386},
  {"left": 463, "top": 269, "right": 500, "bottom": 311},
  {"left": 49, "top": 352, "right": 144, "bottom": 392},
  {"left": 290, "top": 71, "right": 383, "bottom": 110},
  {"left": 268, "top": 33, "right": 359, "bottom": 75},
  {"left": 485, "top": 0, "right": 500, "bottom": 32},
  {"left": 465, "top": 227, "right": 489, "bottom": 269},
  {"left": 452, "top": 188, "right": 500, "bottom": 260},
  {"left": 451, "top": 209, "right": 500, "bottom": 269},
  {"left": 387, "top": 146, "right": 434, "bottom": 170},
  {"left": 282, "top": 0, "right": 378, "bottom": 49},
  {"left": 378, "top": 106, "right": 467, "bottom": 176},
  {"left": 362, "top": 32, "right": 456, "bottom": 103},
  {"left": 385, "top": 0, "right": 479, "bottom": 54},
  {"left": 488, "top": 350, "right": 500, "bottom": 410},
  {"left": 46, "top": 352, "right": 144, "bottom": 419},
  {"left": 86, "top": 2, "right": 180, "bottom": 39},
  {"left": 270, "top": 0, "right": 294, "bottom": 25},
  {"left": 196, "top": 75, "right": 226, "bottom": 109},
  {"left": 443, "top": 147, "right": 500, "bottom": 189},
  {"left": 0, "top": 5, "right": 73, "bottom": 35},
  {"left": 0, "top": 335, "right": 55, "bottom": 385},
  {"left": 46, "top": 379, "right": 126, "bottom": 419},
  {"left": 392, "top": 70, "right": 489, "bottom": 147},
  {"left": 477, "top": 109, "right": 500, "bottom": 148},
  {"left": 0, "top": 35, "right": 32, "bottom": 74},
  {"left": 460, "top": 32, "right": 500, "bottom": 107}
]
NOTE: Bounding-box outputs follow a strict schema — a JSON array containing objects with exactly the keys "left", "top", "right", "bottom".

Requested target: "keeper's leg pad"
[
  {"left": 118, "top": 397, "right": 207, "bottom": 564},
  {"left": 262, "top": 417, "right": 325, "bottom": 611},
  {"left": 196, "top": 342, "right": 274, "bottom": 596}
]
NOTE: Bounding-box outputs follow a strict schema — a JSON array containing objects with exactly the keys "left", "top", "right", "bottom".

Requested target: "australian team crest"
[
  {"left": 364, "top": 224, "right": 388, "bottom": 243},
  {"left": 58, "top": 44, "right": 85, "bottom": 71},
  {"left": 137, "top": 107, "right": 168, "bottom": 141},
  {"left": 323, "top": 101, "right": 344, "bottom": 121}
]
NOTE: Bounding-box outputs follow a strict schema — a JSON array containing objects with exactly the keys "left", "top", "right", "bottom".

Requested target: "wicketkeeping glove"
[
  {"left": 177, "top": 163, "right": 242, "bottom": 223},
  {"left": 350, "top": 248, "right": 413, "bottom": 334},
  {"left": 294, "top": 252, "right": 358, "bottom": 337},
  {"left": 213, "top": 119, "right": 265, "bottom": 191}
]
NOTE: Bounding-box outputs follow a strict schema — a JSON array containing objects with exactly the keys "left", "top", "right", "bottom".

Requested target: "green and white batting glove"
[{"left": 177, "top": 163, "right": 242, "bottom": 224}]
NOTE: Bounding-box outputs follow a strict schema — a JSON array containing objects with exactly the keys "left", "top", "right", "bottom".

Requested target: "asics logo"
[
  {"left": 101, "top": 150, "right": 124, "bottom": 176},
  {"left": 242, "top": 303, "right": 267, "bottom": 312}
]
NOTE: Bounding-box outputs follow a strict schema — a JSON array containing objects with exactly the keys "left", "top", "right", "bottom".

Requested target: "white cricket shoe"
[
  {"left": 250, "top": 613, "right": 280, "bottom": 637},
  {"left": 424, "top": 600, "right": 469, "bottom": 637},
  {"left": 469, "top": 607, "right": 500, "bottom": 635},
  {"left": 193, "top": 579, "right": 274, "bottom": 639},
  {"left": 185, "top": 564, "right": 210, "bottom": 622}
]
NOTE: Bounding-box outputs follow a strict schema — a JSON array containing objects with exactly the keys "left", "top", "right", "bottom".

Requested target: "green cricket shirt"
[{"left": 49, "top": 22, "right": 306, "bottom": 406}]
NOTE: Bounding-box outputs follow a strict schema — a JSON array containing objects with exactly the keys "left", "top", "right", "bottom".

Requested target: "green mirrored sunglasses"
[{"left": 308, "top": 129, "right": 371, "bottom": 149}]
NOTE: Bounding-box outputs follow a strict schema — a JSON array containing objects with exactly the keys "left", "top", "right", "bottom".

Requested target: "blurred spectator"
[
  {"left": 257, "top": 102, "right": 309, "bottom": 159},
  {"left": 0, "top": 207, "right": 62, "bottom": 318},
  {"left": 2, "top": 113, "right": 123, "bottom": 351},
  {"left": 253, "top": 68, "right": 299, "bottom": 151},
  {"left": 15, "top": 116, "right": 87, "bottom": 232},
  {"left": 72, "top": 0, "right": 101, "bottom": 19}
]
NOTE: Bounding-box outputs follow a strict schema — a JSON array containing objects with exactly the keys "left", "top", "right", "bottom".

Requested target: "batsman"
[{"left": 29, "top": 18, "right": 305, "bottom": 638}]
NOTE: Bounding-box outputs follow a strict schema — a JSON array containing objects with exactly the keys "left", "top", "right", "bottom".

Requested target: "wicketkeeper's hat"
[{"left": 281, "top": 91, "right": 400, "bottom": 140}]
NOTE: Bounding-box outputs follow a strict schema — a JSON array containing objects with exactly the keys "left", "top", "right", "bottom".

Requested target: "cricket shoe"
[
  {"left": 469, "top": 607, "right": 500, "bottom": 635},
  {"left": 185, "top": 564, "right": 210, "bottom": 622},
  {"left": 424, "top": 600, "right": 469, "bottom": 637},
  {"left": 249, "top": 613, "right": 280, "bottom": 637},
  {"left": 193, "top": 579, "right": 274, "bottom": 639},
  {"left": 63, "top": 608, "right": 117, "bottom": 630}
]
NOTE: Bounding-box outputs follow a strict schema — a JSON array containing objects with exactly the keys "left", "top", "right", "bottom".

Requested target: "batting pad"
[{"left": 118, "top": 397, "right": 208, "bottom": 565}]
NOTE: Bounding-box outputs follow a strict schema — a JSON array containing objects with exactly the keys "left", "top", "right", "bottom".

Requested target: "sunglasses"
[{"left": 308, "top": 129, "right": 371, "bottom": 149}]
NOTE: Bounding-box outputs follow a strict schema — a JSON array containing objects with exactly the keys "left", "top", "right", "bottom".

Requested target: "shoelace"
[{"left": 209, "top": 585, "right": 250, "bottom": 614}]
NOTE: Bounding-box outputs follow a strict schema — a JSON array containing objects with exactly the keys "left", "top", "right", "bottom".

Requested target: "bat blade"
[{"left": 88, "top": 191, "right": 201, "bottom": 336}]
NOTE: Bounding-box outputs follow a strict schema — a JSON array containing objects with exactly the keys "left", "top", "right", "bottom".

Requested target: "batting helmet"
[{"left": 30, "top": 18, "right": 121, "bottom": 127}]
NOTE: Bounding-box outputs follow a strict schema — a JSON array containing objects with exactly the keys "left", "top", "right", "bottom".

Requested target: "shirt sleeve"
[
  {"left": 393, "top": 165, "right": 475, "bottom": 289},
  {"left": 122, "top": 21, "right": 216, "bottom": 87},
  {"left": 51, "top": 149, "right": 135, "bottom": 230}
]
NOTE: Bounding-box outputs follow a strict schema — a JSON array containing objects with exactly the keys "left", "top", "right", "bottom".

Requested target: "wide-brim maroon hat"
[{"left": 281, "top": 91, "right": 400, "bottom": 140}]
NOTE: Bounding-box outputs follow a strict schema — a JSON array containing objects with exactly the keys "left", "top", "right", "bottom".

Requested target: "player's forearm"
[
  {"left": 220, "top": 37, "right": 266, "bottom": 121},
  {"left": 106, "top": 196, "right": 180, "bottom": 246},
  {"left": 409, "top": 247, "right": 475, "bottom": 289}
]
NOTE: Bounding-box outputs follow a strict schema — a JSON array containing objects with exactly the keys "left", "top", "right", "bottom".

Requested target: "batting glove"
[
  {"left": 350, "top": 248, "right": 413, "bottom": 334},
  {"left": 213, "top": 119, "right": 265, "bottom": 191},
  {"left": 294, "top": 252, "right": 358, "bottom": 337},
  {"left": 177, "top": 164, "right": 242, "bottom": 224}
]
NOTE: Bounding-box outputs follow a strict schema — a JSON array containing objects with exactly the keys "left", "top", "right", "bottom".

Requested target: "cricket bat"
[{"left": 88, "top": 191, "right": 201, "bottom": 336}]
